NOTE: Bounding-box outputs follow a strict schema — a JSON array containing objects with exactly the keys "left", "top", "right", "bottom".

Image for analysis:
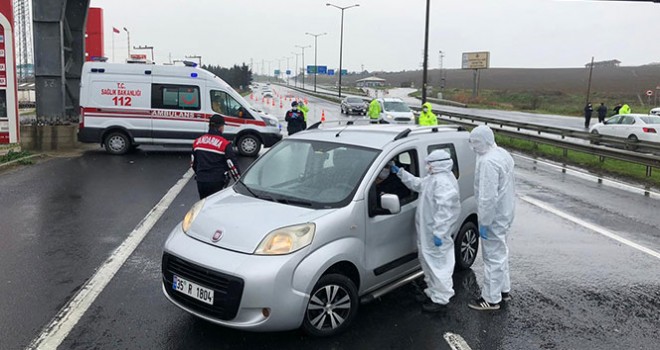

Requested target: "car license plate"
[{"left": 172, "top": 275, "right": 214, "bottom": 305}]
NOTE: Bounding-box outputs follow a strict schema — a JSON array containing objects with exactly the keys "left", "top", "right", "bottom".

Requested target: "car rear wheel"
[
  {"left": 104, "top": 131, "right": 131, "bottom": 155},
  {"left": 454, "top": 221, "right": 478, "bottom": 270},
  {"left": 237, "top": 134, "right": 261, "bottom": 157},
  {"left": 302, "top": 274, "right": 358, "bottom": 337},
  {"left": 626, "top": 134, "right": 639, "bottom": 151}
]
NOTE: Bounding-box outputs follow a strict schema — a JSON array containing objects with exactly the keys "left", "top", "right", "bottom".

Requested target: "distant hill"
[{"left": 312, "top": 66, "right": 660, "bottom": 94}]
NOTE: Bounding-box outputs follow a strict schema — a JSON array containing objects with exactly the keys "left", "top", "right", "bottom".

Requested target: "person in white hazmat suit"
[
  {"left": 467, "top": 125, "right": 516, "bottom": 311},
  {"left": 390, "top": 149, "right": 461, "bottom": 313}
]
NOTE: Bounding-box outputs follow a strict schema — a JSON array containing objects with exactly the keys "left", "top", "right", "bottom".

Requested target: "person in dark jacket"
[
  {"left": 584, "top": 102, "right": 593, "bottom": 128},
  {"left": 285, "top": 101, "right": 307, "bottom": 135},
  {"left": 192, "top": 114, "right": 240, "bottom": 199},
  {"left": 597, "top": 103, "right": 608, "bottom": 123},
  {"left": 612, "top": 103, "right": 622, "bottom": 116}
]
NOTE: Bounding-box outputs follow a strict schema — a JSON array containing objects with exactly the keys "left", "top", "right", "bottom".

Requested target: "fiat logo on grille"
[{"left": 212, "top": 229, "right": 223, "bottom": 242}]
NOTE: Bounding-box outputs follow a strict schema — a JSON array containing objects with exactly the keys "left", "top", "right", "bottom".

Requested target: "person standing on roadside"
[
  {"left": 584, "top": 102, "right": 593, "bottom": 129},
  {"left": 597, "top": 103, "right": 608, "bottom": 123},
  {"left": 192, "top": 115, "right": 240, "bottom": 199},
  {"left": 467, "top": 125, "right": 516, "bottom": 311},
  {"left": 368, "top": 98, "right": 382, "bottom": 123},
  {"left": 612, "top": 103, "right": 622, "bottom": 116},
  {"left": 285, "top": 101, "right": 306, "bottom": 135},
  {"left": 619, "top": 103, "right": 631, "bottom": 115},
  {"left": 418, "top": 102, "right": 438, "bottom": 126}
]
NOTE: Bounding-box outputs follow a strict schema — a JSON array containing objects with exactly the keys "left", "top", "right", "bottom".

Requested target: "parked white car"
[
  {"left": 162, "top": 122, "right": 479, "bottom": 336},
  {"left": 649, "top": 107, "right": 660, "bottom": 116},
  {"left": 589, "top": 114, "right": 660, "bottom": 145}
]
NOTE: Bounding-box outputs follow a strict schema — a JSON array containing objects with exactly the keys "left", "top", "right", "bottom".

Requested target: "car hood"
[{"left": 186, "top": 189, "right": 329, "bottom": 254}]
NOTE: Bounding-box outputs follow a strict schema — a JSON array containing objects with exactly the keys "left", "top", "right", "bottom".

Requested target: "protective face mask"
[
  {"left": 292, "top": 107, "right": 298, "bottom": 111},
  {"left": 424, "top": 108, "right": 429, "bottom": 113},
  {"left": 378, "top": 168, "right": 389, "bottom": 180}
]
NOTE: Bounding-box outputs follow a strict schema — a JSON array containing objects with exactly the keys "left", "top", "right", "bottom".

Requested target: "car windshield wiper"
[
  {"left": 273, "top": 195, "right": 313, "bottom": 207},
  {"left": 236, "top": 180, "right": 260, "bottom": 199}
]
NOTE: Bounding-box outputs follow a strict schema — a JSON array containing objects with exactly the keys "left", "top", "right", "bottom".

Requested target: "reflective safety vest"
[
  {"left": 418, "top": 102, "right": 438, "bottom": 126},
  {"left": 368, "top": 99, "right": 381, "bottom": 119}
]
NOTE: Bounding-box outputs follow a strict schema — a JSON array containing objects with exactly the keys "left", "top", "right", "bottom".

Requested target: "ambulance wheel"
[
  {"left": 237, "top": 134, "right": 261, "bottom": 157},
  {"left": 104, "top": 131, "right": 131, "bottom": 155}
]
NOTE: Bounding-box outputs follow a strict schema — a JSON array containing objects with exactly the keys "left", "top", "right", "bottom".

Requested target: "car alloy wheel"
[
  {"left": 302, "top": 274, "right": 358, "bottom": 337},
  {"left": 454, "top": 221, "right": 478, "bottom": 270},
  {"left": 238, "top": 134, "right": 261, "bottom": 157},
  {"left": 104, "top": 132, "right": 130, "bottom": 155}
]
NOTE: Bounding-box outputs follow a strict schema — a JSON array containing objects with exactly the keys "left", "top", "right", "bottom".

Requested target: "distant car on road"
[
  {"left": 377, "top": 98, "right": 415, "bottom": 124},
  {"left": 589, "top": 114, "right": 660, "bottom": 148},
  {"left": 650, "top": 107, "right": 660, "bottom": 116},
  {"left": 340, "top": 97, "right": 368, "bottom": 115}
]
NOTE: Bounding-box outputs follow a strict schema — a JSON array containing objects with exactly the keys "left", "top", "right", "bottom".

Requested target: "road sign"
[
  {"left": 646, "top": 90, "right": 653, "bottom": 96},
  {"left": 340, "top": 69, "right": 348, "bottom": 76},
  {"left": 328, "top": 69, "right": 335, "bottom": 76},
  {"left": 286, "top": 69, "right": 291, "bottom": 75},
  {"left": 274, "top": 69, "right": 280, "bottom": 76},
  {"left": 462, "top": 51, "right": 490, "bottom": 69},
  {"left": 306, "top": 65, "right": 328, "bottom": 74}
]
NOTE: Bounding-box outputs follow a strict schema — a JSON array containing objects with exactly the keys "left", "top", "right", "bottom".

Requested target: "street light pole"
[
  {"left": 123, "top": 27, "right": 130, "bottom": 59},
  {"left": 291, "top": 52, "right": 301, "bottom": 88},
  {"left": 296, "top": 45, "right": 311, "bottom": 89},
  {"left": 306, "top": 32, "right": 327, "bottom": 93},
  {"left": 327, "top": 3, "right": 359, "bottom": 98},
  {"left": 421, "top": 0, "right": 430, "bottom": 104},
  {"left": 285, "top": 56, "right": 291, "bottom": 85}
]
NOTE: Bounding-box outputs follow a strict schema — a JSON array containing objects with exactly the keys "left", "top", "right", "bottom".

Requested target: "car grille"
[
  {"left": 395, "top": 117, "right": 411, "bottom": 122},
  {"left": 162, "top": 253, "right": 244, "bottom": 320}
]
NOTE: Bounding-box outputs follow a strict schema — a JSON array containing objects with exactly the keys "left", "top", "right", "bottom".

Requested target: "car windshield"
[
  {"left": 640, "top": 116, "right": 660, "bottom": 124},
  {"left": 347, "top": 98, "right": 363, "bottom": 103},
  {"left": 383, "top": 101, "right": 411, "bottom": 113},
  {"left": 236, "top": 140, "right": 380, "bottom": 209}
]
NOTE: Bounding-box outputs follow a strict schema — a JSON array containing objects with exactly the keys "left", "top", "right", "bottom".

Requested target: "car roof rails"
[
  {"left": 392, "top": 125, "right": 466, "bottom": 141},
  {"left": 307, "top": 118, "right": 373, "bottom": 130}
]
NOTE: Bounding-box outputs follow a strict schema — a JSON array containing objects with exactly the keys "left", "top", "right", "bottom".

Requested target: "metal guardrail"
[{"left": 414, "top": 108, "right": 660, "bottom": 178}]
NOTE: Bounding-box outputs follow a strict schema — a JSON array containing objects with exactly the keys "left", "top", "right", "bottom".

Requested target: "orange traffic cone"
[
  {"left": 321, "top": 110, "right": 326, "bottom": 122},
  {"left": 272, "top": 98, "right": 275, "bottom": 106},
  {"left": 304, "top": 98, "right": 308, "bottom": 105},
  {"left": 280, "top": 99, "right": 283, "bottom": 109}
]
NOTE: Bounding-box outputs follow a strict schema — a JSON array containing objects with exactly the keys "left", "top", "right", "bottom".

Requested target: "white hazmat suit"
[
  {"left": 396, "top": 149, "right": 461, "bottom": 305},
  {"left": 469, "top": 125, "right": 516, "bottom": 305}
]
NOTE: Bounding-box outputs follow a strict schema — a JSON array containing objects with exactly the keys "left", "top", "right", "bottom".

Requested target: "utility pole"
[
  {"left": 439, "top": 50, "right": 445, "bottom": 91},
  {"left": 585, "top": 56, "right": 595, "bottom": 105},
  {"left": 421, "top": 0, "right": 430, "bottom": 104},
  {"left": 291, "top": 52, "right": 301, "bottom": 88},
  {"left": 285, "top": 56, "right": 291, "bottom": 85},
  {"left": 133, "top": 45, "right": 154, "bottom": 62},
  {"left": 306, "top": 32, "right": 327, "bottom": 92}
]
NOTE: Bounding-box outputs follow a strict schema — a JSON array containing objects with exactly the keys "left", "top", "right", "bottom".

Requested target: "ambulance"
[{"left": 77, "top": 61, "right": 282, "bottom": 156}]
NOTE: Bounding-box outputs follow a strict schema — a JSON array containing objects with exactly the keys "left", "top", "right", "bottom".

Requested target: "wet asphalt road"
[{"left": 1, "top": 94, "right": 659, "bottom": 349}]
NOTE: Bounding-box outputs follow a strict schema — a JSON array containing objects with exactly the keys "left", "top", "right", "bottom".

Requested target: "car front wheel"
[
  {"left": 237, "top": 134, "right": 261, "bottom": 157},
  {"left": 454, "top": 221, "right": 479, "bottom": 270},
  {"left": 302, "top": 274, "right": 358, "bottom": 337},
  {"left": 104, "top": 131, "right": 131, "bottom": 155}
]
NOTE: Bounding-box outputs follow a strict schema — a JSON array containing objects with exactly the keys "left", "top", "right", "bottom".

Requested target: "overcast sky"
[{"left": 89, "top": 0, "right": 660, "bottom": 73}]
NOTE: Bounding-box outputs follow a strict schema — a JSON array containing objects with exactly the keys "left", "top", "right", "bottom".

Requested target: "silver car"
[{"left": 162, "top": 123, "right": 479, "bottom": 336}]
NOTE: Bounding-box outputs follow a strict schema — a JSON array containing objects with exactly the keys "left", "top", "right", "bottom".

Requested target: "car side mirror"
[{"left": 380, "top": 194, "right": 401, "bottom": 215}]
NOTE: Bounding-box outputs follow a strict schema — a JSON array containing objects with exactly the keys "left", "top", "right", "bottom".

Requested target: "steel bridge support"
[{"left": 32, "top": 0, "right": 88, "bottom": 123}]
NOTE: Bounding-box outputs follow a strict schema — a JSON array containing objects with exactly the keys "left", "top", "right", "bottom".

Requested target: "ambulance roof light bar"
[{"left": 182, "top": 60, "right": 198, "bottom": 68}]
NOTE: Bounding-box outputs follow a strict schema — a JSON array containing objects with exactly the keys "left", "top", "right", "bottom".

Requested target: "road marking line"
[
  {"left": 26, "top": 169, "right": 194, "bottom": 350},
  {"left": 444, "top": 332, "right": 472, "bottom": 350},
  {"left": 522, "top": 195, "right": 660, "bottom": 260}
]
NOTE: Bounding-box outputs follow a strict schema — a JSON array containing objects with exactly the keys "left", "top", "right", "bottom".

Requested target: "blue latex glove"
[
  {"left": 390, "top": 164, "right": 400, "bottom": 174},
  {"left": 433, "top": 236, "right": 442, "bottom": 247},
  {"left": 479, "top": 226, "right": 489, "bottom": 240}
]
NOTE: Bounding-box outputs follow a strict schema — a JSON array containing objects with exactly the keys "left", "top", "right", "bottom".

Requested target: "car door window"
[
  {"left": 210, "top": 90, "right": 253, "bottom": 119},
  {"left": 368, "top": 150, "right": 419, "bottom": 217},
  {"left": 151, "top": 84, "right": 200, "bottom": 110},
  {"left": 427, "top": 144, "right": 459, "bottom": 179},
  {"left": 620, "top": 116, "right": 635, "bottom": 125},
  {"left": 604, "top": 116, "right": 621, "bottom": 125}
]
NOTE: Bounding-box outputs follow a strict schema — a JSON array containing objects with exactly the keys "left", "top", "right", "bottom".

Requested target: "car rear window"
[
  {"left": 640, "top": 116, "right": 660, "bottom": 124},
  {"left": 347, "top": 98, "right": 363, "bottom": 103}
]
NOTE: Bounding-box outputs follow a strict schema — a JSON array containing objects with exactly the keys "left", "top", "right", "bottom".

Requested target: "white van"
[
  {"left": 78, "top": 62, "right": 282, "bottom": 156},
  {"left": 376, "top": 98, "right": 415, "bottom": 124}
]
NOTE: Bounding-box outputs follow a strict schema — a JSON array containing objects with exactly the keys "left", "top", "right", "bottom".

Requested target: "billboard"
[{"left": 461, "top": 52, "right": 490, "bottom": 69}]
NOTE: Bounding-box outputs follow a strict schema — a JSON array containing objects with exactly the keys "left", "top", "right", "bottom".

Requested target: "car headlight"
[
  {"left": 254, "top": 223, "right": 316, "bottom": 255},
  {"left": 182, "top": 199, "right": 205, "bottom": 233},
  {"left": 386, "top": 114, "right": 394, "bottom": 120}
]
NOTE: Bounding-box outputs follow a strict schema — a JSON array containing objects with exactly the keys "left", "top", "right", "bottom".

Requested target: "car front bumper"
[{"left": 162, "top": 226, "right": 309, "bottom": 331}]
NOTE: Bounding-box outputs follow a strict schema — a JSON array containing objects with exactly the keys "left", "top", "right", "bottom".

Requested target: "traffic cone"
[
  {"left": 280, "top": 99, "right": 283, "bottom": 109},
  {"left": 272, "top": 98, "right": 275, "bottom": 106},
  {"left": 321, "top": 110, "right": 326, "bottom": 122},
  {"left": 304, "top": 98, "right": 308, "bottom": 105}
]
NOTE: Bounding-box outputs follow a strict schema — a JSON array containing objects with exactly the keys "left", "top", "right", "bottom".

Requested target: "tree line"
[{"left": 201, "top": 63, "right": 252, "bottom": 91}]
